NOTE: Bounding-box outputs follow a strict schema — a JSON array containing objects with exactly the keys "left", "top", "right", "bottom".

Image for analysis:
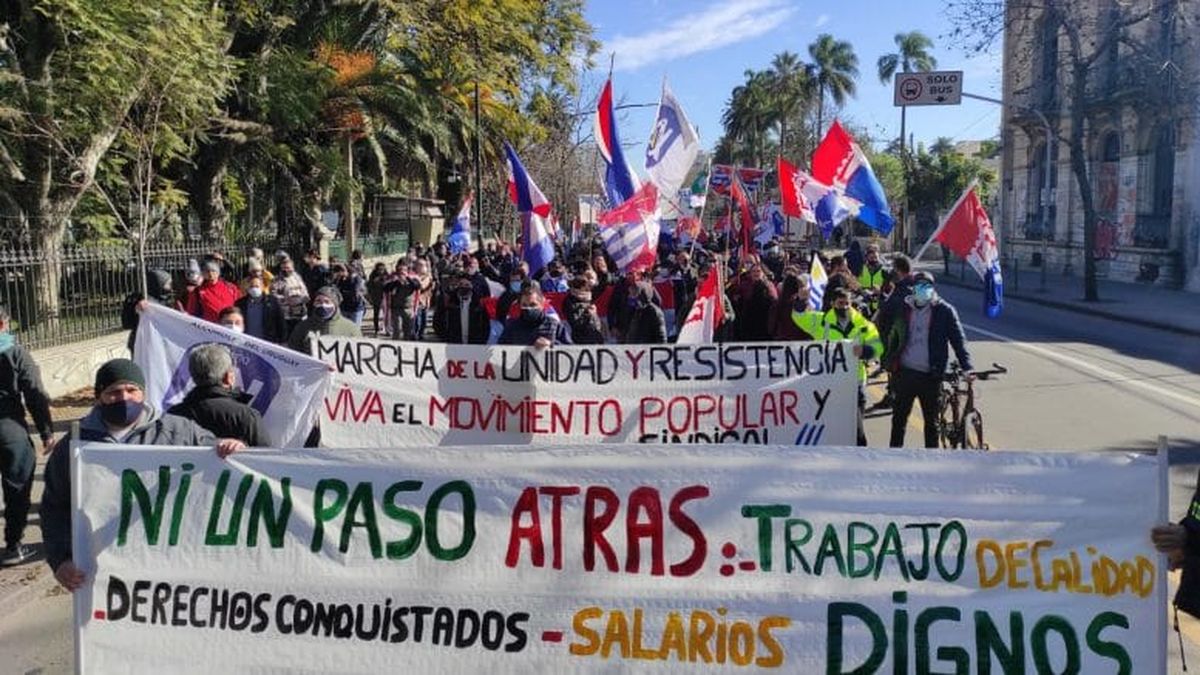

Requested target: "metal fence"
[{"left": 0, "top": 239, "right": 294, "bottom": 351}]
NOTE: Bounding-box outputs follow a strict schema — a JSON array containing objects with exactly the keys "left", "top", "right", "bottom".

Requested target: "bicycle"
[{"left": 937, "top": 362, "right": 1007, "bottom": 450}]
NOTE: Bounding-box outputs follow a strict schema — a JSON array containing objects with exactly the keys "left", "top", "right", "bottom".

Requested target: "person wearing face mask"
[
  {"left": 168, "top": 344, "right": 269, "bottom": 446},
  {"left": 768, "top": 272, "right": 813, "bottom": 342},
  {"left": 498, "top": 286, "right": 559, "bottom": 347},
  {"left": 287, "top": 286, "right": 362, "bottom": 354},
  {"left": 540, "top": 260, "right": 569, "bottom": 293},
  {"left": 41, "top": 359, "right": 245, "bottom": 591},
  {"left": 563, "top": 276, "right": 604, "bottom": 345},
  {"left": 187, "top": 260, "right": 242, "bottom": 323},
  {"left": 496, "top": 262, "right": 530, "bottom": 324},
  {"left": 884, "top": 272, "right": 973, "bottom": 448},
  {"left": 271, "top": 256, "right": 310, "bottom": 337},
  {"left": 218, "top": 306, "right": 245, "bottom": 333},
  {"left": 0, "top": 305, "right": 53, "bottom": 567},
  {"left": 183, "top": 259, "right": 203, "bottom": 302},
  {"left": 235, "top": 277, "right": 286, "bottom": 343},
  {"left": 793, "top": 287, "right": 882, "bottom": 446},
  {"left": 385, "top": 261, "right": 422, "bottom": 341},
  {"left": 624, "top": 281, "right": 668, "bottom": 345},
  {"left": 440, "top": 274, "right": 490, "bottom": 345}
]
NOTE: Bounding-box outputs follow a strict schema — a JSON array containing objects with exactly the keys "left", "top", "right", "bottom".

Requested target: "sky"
[{"left": 583, "top": 0, "right": 1004, "bottom": 166}]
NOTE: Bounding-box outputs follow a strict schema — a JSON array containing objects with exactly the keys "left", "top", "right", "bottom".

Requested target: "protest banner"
[
  {"left": 134, "top": 304, "right": 332, "bottom": 447},
  {"left": 317, "top": 339, "right": 858, "bottom": 447},
  {"left": 73, "top": 443, "right": 1166, "bottom": 672}
]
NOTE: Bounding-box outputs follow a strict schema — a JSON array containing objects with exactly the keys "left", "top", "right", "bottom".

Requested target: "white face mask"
[
  {"left": 221, "top": 323, "right": 244, "bottom": 333},
  {"left": 248, "top": 286, "right": 263, "bottom": 299}
]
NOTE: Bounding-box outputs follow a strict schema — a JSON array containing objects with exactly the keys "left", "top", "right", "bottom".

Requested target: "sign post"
[
  {"left": 892, "top": 70, "right": 965, "bottom": 255},
  {"left": 893, "top": 70, "right": 964, "bottom": 107}
]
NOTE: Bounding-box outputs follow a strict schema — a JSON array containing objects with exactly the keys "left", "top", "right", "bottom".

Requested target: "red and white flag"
[
  {"left": 918, "top": 184, "right": 1004, "bottom": 318},
  {"left": 676, "top": 269, "right": 725, "bottom": 344}
]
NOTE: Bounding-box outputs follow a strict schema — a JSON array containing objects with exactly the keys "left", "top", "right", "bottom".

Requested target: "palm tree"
[
  {"left": 930, "top": 137, "right": 957, "bottom": 156},
  {"left": 769, "top": 51, "right": 812, "bottom": 159},
  {"left": 807, "top": 34, "right": 859, "bottom": 138},
  {"left": 721, "top": 69, "right": 776, "bottom": 167},
  {"left": 877, "top": 30, "right": 937, "bottom": 251}
]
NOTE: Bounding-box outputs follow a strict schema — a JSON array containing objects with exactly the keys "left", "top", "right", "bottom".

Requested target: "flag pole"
[
  {"left": 690, "top": 156, "right": 713, "bottom": 257},
  {"left": 912, "top": 180, "right": 978, "bottom": 264}
]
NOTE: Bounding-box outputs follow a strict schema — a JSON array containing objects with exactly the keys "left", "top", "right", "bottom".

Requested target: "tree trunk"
[
  {"left": 191, "top": 142, "right": 233, "bottom": 240},
  {"left": 816, "top": 88, "right": 825, "bottom": 140},
  {"left": 1070, "top": 62, "right": 1099, "bottom": 302}
]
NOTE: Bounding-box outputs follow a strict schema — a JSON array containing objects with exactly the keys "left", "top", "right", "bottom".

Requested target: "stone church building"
[{"left": 998, "top": 1, "right": 1200, "bottom": 292}]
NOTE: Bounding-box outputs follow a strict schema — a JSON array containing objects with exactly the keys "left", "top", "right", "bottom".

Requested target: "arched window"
[
  {"left": 1025, "top": 140, "right": 1058, "bottom": 240},
  {"left": 1103, "top": 132, "right": 1121, "bottom": 162},
  {"left": 1136, "top": 124, "right": 1174, "bottom": 248}
]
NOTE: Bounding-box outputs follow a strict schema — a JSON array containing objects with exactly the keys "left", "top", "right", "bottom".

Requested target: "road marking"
[{"left": 964, "top": 322, "right": 1200, "bottom": 410}]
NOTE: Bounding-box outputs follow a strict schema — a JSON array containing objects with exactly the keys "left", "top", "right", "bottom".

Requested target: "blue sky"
[{"left": 584, "top": 0, "right": 1003, "bottom": 163}]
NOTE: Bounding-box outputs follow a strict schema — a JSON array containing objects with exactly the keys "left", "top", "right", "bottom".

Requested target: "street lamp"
[{"left": 962, "top": 92, "right": 1053, "bottom": 292}]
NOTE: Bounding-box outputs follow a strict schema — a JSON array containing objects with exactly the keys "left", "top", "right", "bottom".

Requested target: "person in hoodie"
[
  {"left": 0, "top": 306, "right": 53, "bottom": 567},
  {"left": 41, "top": 359, "right": 244, "bottom": 591},
  {"left": 287, "top": 285, "right": 362, "bottom": 354},
  {"left": 168, "top": 344, "right": 269, "bottom": 446},
  {"left": 120, "top": 268, "right": 182, "bottom": 355},
  {"left": 623, "top": 281, "right": 668, "bottom": 344}
]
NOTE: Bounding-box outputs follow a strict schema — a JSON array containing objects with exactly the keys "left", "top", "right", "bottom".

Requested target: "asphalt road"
[{"left": 3, "top": 286, "right": 1198, "bottom": 673}]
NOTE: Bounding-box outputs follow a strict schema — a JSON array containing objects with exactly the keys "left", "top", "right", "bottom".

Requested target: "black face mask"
[
  {"left": 520, "top": 307, "right": 544, "bottom": 324},
  {"left": 99, "top": 400, "right": 142, "bottom": 427}
]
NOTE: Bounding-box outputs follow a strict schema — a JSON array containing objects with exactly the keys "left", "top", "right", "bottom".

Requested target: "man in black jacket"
[
  {"left": 498, "top": 285, "right": 560, "bottom": 347},
  {"left": 440, "top": 274, "right": 490, "bottom": 345},
  {"left": 169, "top": 344, "right": 270, "bottom": 446},
  {"left": 235, "top": 276, "right": 287, "bottom": 343},
  {"left": 42, "top": 359, "right": 244, "bottom": 591},
  {"left": 885, "top": 272, "right": 973, "bottom": 448},
  {"left": 0, "top": 306, "right": 53, "bottom": 567}
]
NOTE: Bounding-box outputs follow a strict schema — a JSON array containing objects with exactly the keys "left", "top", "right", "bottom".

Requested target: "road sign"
[{"left": 893, "top": 70, "right": 963, "bottom": 106}]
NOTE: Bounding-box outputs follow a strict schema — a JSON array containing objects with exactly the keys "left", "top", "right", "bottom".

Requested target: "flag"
[
  {"left": 688, "top": 170, "right": 709, "bottom": 208},
  {"left": 133, "top": 304, "right": 331, "bottom": 447},
  {"left": 709, "top": 164, "right": 733, "bottom": 195},
  {"left": 595, "top": 77, "right": 640, "bottom": 205},
  {"left": 447, "top": 193, "right": 473, "bottom": 254},
  {"left": 811, "top": 120, "right": 895, "bottom": 235},
  {"left": 809, "top": 255, "right": 828, "bottom": 310},
  {"left": 570, "top": 216, "right": 582, "bottom": 245},
  {"left": 736, "top": 167, "right": 766, "bottom": 196},
  {"left": 503, "top": 142, "right": 555, "bottom": 276},
  {"left": 645, "top": 80, "right": 700, "bottom": 197},
  {"left": 777, "top": 156, "right": 852, "bottom": 238},
  {"left": 676, "top": 270, "right": 725, "bottom": 344},
  {"left": 924, "top": 185, "right": 1004, "bottom": 318},
  {"left": 598, "top": 181, "right": 660, "bottom": 273},
  {"left": 754, "top": 203, "right": 786, "bottom": 246},
  {"left": 729, "top": 174, "right": 755, "bottom": 252}
]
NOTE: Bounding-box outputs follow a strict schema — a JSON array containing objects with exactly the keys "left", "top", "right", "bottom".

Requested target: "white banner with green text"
[{"left": 73, "top": 443, "right": 1166, "bottom": 673}]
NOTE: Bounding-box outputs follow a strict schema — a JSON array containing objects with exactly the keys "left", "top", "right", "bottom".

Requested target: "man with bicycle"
[{"left": 883, "top": 272, "right": 973, "bottom": 448}]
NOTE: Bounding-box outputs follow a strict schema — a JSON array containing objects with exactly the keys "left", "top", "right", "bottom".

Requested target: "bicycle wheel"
[
  {"left": 963, "top": 409, "right": 987, "bottom": 450},
  {"left": 938, "top": 396, "right": 959, "bottom": 449}
]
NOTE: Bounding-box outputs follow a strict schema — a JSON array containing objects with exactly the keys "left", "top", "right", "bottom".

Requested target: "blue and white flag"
[
  {"left": 134, "top": 304, "right": 332, "bottom": 447},
  {"left": 645, "top": 80, "right": 700, "bottom": 197},
  {"left": 809, "top": 255, "right": 829, "bottom": 310},
  {"left": 504, "top": 142, "right": 555, "bottom": 277},
  {"left": 447, "top": 193, "right": 473, "bottom": 254}
]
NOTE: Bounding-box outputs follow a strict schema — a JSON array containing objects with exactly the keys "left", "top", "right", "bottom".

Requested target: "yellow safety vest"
[
  {"left": 858, "top": 265, "right": 885, "bottom": 291},
  {"left": 791, "top": 308, "right": 883, "bottom": 382}
]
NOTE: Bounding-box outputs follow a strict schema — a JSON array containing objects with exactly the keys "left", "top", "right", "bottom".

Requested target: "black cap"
[
  {"left": 912, "top": 271, "right": 936, "bottom": 285},
  {"left": 94, "top": 358, "right": 146, "bottom": 397}
]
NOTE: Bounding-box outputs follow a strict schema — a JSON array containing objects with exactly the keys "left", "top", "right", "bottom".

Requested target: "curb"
[{"left": 935, "top": 275, "right": 1200, "bottom": 338}]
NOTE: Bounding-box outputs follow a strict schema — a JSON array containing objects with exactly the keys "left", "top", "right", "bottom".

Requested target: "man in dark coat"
[
  {"left": 624, "top": 282, "right": 668, "bottom": 344},
  {"left": 498, "top": 285, "right": 560, "bottom": 347},
  {"left": 0, "top": 306, "right": 53, "bottom": 566},
  {"left": 440, "top": 274, "right": 491, "bottom": 345},
  {"left": 235, "top": 276, "right": 287, "bottom": 343},
  {"left": 168, "top": 344, "right": 270, "bottom": 446},
  {"left": 41, "top": 359, "right": 244, "bottom": 591}
]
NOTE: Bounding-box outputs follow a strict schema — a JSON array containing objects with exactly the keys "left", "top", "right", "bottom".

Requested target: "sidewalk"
[{"left": 920, "top": 258, "right": 1200, "bottom": 337}]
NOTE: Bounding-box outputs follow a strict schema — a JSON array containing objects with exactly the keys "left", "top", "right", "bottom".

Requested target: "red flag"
[
  {"left": 777, "top": 157, "right": 806, "bottom": 219},
  {"left": 811, "top": 120, "right": 855, "bottom": 185},
  {"left": 932, "top": 186, "right": 1000, "bottom": 279},
  {"left": 729, "top": 174, "right": 755, "bottom": 252},
  {"left": 676, "top": 269, "right": 725, "bottom": 344}
]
